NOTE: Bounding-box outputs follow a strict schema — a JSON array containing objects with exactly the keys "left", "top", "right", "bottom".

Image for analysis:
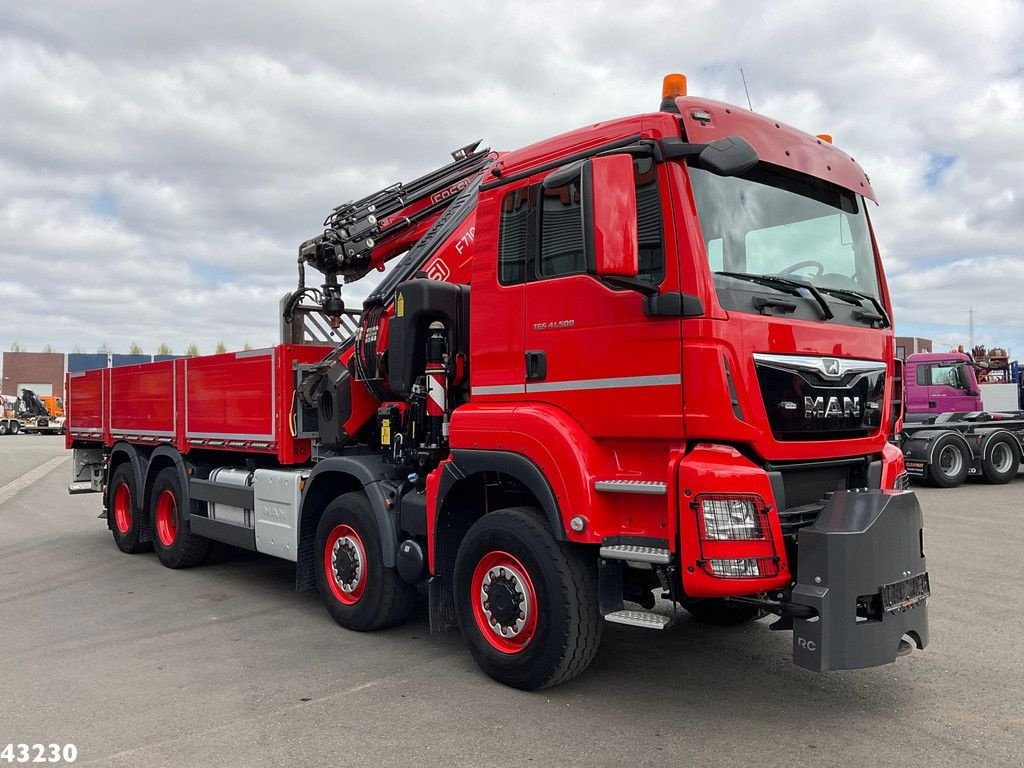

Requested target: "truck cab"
[{"left": 904, "top": 352, "right": 983, "bottom": 420}]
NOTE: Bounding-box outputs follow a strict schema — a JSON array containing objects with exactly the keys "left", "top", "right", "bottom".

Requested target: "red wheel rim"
[
  {"left": 324, "top": 524, "right": 367, "bottom": 605},
  {"left": 112, "top": 482, "right": 132, "bottom": 535},
  {"left": 155, "top": 489, "right": 178, "bottom": 547},
  {"left": 470, "top": 550, "right": 538, "bottom": 654}
]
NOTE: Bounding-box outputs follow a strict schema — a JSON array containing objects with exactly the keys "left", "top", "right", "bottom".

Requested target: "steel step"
[
  {"left": 599, "top": 544, "right": 672, "bottom": 565},
  {"left": 604, "top": 609, "right": 672, "bottom": 629}
]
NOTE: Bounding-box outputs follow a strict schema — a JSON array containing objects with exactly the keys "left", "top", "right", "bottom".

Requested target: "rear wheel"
[
  {"left": 454, "top": 507, "right": 602, "bottom": 690},
  {"left": 0, "top": 423, "right": 7, "bottom": 436},
  {"left": 108, "top": 463, "right": 148, "bottom": 554},
  {"left": 314, "top": 492, "right": 415, "bottom": 631},
  {"left": 683, "top": 598, "right": 764, "bottom": 626},
  {"left": 926, "top": 435, "right": 969, "bottom": 488},
  {"left": 10, "top": 421, "right": 19, "bottom": 434},
  {"left": 982, "top": 435, "right": 1019, "bottom": 484},
  {"left": 150, "top": 467, "right": 211, "bottom": 568}
]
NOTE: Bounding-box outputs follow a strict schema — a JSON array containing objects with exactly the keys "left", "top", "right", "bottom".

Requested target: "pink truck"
[{"left": 901, "top": 352, "right": 1024, "bottom": 487}]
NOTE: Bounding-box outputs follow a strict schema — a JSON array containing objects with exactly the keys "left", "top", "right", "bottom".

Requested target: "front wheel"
[
  {"left": 314, "top": 492, "right": 415, "bottom": 631},
  {"left": 454, "top": 507, "right": 602, "bottom": 690}
]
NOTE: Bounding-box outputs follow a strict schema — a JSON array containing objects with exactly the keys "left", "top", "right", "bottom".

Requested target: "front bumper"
[{"left": 790, "top": 489, "right": 929, "bottom": 671}]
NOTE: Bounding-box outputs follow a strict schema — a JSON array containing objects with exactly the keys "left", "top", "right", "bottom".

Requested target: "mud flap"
[{"left": 791, "top": 490, "right": 929, "bottom": 671}]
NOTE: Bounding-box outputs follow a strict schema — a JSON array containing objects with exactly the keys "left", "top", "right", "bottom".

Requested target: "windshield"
[{"left": 689, "top": 164, "right": 880, "bottom": 298}]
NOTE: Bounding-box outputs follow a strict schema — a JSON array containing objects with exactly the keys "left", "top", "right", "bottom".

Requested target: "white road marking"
[{"left": 0, "top": 455, "right": 69, "bottom": 506}]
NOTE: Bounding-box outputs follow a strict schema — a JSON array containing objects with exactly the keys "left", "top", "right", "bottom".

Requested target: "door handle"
[
  {"left": 928, "top": 401, "right": 937, "bottom": 408},
  {"left": 525, "top": 351, "right": 547, "bottom": 381}
]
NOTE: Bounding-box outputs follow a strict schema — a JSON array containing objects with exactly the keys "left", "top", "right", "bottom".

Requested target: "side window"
[
  {"left": 916, "top": 364, "right": 929, "bottom": 386},
  {"left": 634, "top": 157, "right": 665, "bottom": 284},
  {"left": 539, "top": 177, "right": 586, "bottom": 278},
  {"left": 498, "top": 187, "right": 530, "bottom": 285}
]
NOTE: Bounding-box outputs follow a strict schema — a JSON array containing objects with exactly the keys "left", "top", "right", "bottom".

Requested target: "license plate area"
[{"left": 881, "top": 572, "right": 930, "bottom": 613}]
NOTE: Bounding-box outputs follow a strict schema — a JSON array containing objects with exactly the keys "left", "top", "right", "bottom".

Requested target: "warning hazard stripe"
[{"left": 427, "top": 374, "right": 446, "bottom": 416}]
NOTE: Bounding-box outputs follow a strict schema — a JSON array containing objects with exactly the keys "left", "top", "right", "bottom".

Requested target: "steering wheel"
[{"left": 778, "top": 260, "right": 824, "bottom": 278}]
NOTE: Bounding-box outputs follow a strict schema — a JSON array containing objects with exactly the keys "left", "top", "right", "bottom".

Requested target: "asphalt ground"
[{"left": 0, "top": 435, "right": 1021, "bottom": 767}]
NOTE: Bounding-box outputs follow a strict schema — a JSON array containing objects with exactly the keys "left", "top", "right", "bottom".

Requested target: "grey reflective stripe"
[
  {"left": 527, "top": 374, "right": 680, "bottom": 393},
  {"left": 473, "top": 374, "right": 680, "bottom": 396},
  {"left": 472, "top": 384, "right": 527, "bottom": 396}
]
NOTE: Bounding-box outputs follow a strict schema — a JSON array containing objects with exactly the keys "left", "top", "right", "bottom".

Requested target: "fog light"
[
  {"left": 705, "top": 557, "right": 779, "bottom": 579},
  {"left": 698, "top": 496, "right": 765, "bottom": 540},
  {"left": 709, "top": 558, "right": 761, "bottom": 578}
]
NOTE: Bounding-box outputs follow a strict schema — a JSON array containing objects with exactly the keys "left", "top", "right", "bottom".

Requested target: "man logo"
[
  {"left": 823, "top": 358, "right": 841, "bottom": 377},
  {"left": 805, "top": 395, "right": 861, "bottom": 419},
  {"left": 426, "top": 259, "right": 450, "bottom": 282}
]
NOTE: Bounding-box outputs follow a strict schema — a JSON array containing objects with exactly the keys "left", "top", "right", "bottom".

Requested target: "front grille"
[{"left": 754, "top": 355, "right": 885, "bottom": 441}]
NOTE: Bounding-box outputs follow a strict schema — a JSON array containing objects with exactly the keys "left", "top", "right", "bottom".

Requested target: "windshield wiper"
[
  {"left": 715, "top": 271, "right": 834, "bottom": 320},
  {"left": 816, "top": 286, "right": 891, "bottom": 328}
]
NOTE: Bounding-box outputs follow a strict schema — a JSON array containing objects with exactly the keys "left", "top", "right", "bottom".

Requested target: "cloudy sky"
[{"left": 1, "top": 1, "right": 1022, "bottom": 358}]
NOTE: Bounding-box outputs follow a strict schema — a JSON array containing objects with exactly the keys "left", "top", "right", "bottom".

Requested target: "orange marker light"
[
  {"left": 816, "top": 134, "right": 833, "bottom": 144},
  {"left": 662, "top": 73, "right": 687, "bottom": 100}
]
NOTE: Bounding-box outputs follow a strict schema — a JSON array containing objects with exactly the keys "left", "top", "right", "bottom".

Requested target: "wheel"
[
  {"left": 108, "top": 463, "right": 149, "bottom": 553},
  {"left": 453, "top": 507, "right": 602, "bottom": 690},
  {"left": 0, "top": 423, "right": 7, "bottom": 436},
  {"left": 314, "top": 492, "right": 415, "bottom": 631},
  {"left": 982, "top": 435, "right": 1019, "bottom": 484},
  {"left": 150, "top": 467, "right": 211, "bottom": 568},
  {"left": 10, "top": 421, "right": 19, "bottom": 434},
  {"left": 926, "top": 435, "right": 969, "bottom": 488},
  {"left": 683, "top": 598, "right": 764, "bottom": 626}
]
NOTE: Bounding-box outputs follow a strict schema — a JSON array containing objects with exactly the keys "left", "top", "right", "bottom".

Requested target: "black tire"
[
  {"left": 981, "top": 434, "right": 1020, "bottom": 484},
  {"left": 150, "top": 467, "right": 211, "bottom": 568},
  {"left": 10, "top": 421, "right": 19, "bottom": 434},
  {"left": 108, "top": 463, "right": 149, "bottom": 554},
  {"left": 925, "top": 435, "right": 969, "bottom": 488},
  {"left": 314, "top": 492, "right": 415, "bottom": 631},
  {"left": 0, "top": 423, "right": 7, "bottom": 436},
  {"left": 683, "top": 598, "right": 764, "bottom": 626},
  {"left": 453, "top": 507, "right": 602, "bottom": 690}
]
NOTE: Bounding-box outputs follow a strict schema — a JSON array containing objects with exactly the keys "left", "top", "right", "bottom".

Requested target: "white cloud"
[{"left": 0, "top": 0, "right": 1021, "bottom": 357}]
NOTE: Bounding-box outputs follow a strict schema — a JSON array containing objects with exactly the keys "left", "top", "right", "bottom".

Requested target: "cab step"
[
  {"left": 604, "top": 609, "right": 672, "bottom": 630},
  {"left": 599, "top": 544, "right": 672, "bottom": 565}
]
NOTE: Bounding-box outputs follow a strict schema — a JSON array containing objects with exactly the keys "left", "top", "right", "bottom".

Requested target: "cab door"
[{"left": 522, "top": 155, "right": 683, "bottom": 439}]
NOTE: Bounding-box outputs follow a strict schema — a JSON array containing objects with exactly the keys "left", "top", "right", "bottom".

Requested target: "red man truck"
[{"left": 66, "top": 75, "right": 929, "bottom": 689}]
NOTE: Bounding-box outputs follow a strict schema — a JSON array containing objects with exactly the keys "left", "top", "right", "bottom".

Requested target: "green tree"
[
  {"left": 186, "top": 343, "right": 199, "bottom": 357},
  {"left": 156, "top": 342, "right": 172, "bottom": 355},
  {"left": 129, "top": 342, "right": 143, "bottom": 354},
  {"left": 9, "top": 342, "right": 22, "bottom": 352},
  {"left": 243, "top": 341, "right": 252, "bottom": 351},
  {"left": 215, "top": 341, "right": 227, "bottom": 354},
  {"left": 42, "top": 344, "right": 55, "bottom": 354}
]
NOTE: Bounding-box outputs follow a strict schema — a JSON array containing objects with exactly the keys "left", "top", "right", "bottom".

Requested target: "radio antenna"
[{"left": 740, "top": 67, "right": 754, "bottom": 111}]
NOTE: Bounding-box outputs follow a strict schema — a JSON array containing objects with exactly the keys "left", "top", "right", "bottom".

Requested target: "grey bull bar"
[{"left": 790, "top": 489, "right": 929, "bottom": 671}]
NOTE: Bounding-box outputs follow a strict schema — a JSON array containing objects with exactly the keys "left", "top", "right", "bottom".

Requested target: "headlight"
[{"left": 698, "top": 496, "right": 766, "bottom": 540}]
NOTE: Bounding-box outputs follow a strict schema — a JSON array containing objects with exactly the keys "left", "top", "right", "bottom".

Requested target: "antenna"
[
  {"left": 740, "top": 67, "right": 753, "bottom": 111},
  {"left": 969, "top": 304, "right": 975, "bottom": 350}
]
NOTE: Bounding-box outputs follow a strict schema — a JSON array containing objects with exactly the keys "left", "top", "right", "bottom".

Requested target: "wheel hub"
[
  {"left": 480, "top": 565, "right": 530, "bottom": 638},
  {"left": 331, "top": 536, "right": 363, "bottom": 593}
]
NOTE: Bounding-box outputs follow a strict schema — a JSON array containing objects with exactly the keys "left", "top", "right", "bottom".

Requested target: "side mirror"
[
  {"left": 698, "top": 136, "right": 759, "bottom": 177},
  {"left": 587, "top": 154, "right": 638, "bottom": 278}
]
